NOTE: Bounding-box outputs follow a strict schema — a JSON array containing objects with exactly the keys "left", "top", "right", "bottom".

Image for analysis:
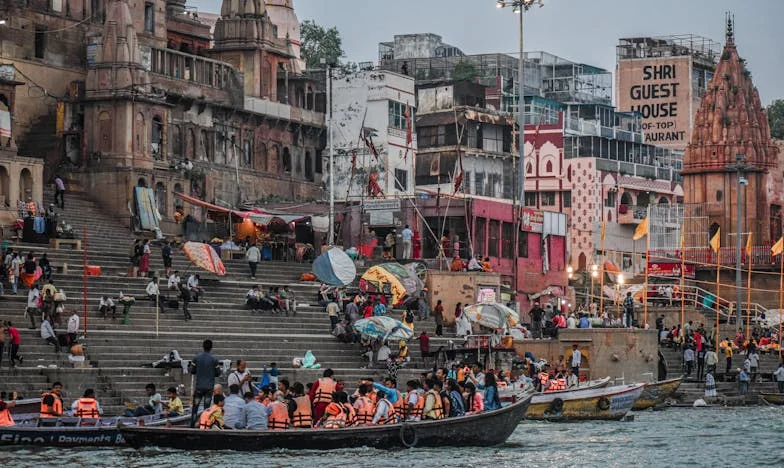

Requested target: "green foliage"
[
  {"left": 452, "top": 60, "right": 479, "bottom": 82},
  {"left": 300, "top": 20, "right": 345, "bottom": 69},
  {"left": 768, "top": 99, "right": 784, "bottom": 139}
]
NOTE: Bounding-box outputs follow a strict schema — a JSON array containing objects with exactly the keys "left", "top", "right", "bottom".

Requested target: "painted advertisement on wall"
[{"left": 617, "top": 56, "right": 692, "bottom": 150}]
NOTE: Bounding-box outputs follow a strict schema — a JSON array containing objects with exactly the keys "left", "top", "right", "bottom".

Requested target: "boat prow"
[
  {"left": 631, "top": 377, "right": 682, "bottom": 411},
  {"left": 760, "top": 392, "right": 784, "bottom": 406},
  {"left": 120, "top": 392, "right": 534, "bottom": 451},
  {"left": 526, "top": 383, "right": 644, "bottom": 421}
]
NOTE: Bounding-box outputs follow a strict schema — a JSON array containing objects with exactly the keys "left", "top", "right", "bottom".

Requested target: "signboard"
[
  {"left": 647, "top": 262, "right": 695, "bottom": 279},
  {"left": 617, "top": 56, "right": 692, "bottom": 150},
  {"left": 0, "top": 65, "right": 15, "bottom": 81},
  {"left": 520, "top": 208, "right": 543, "bottom": 233},
  {"left": 363, "top": 199, "right": 400, "bottom": 212}
]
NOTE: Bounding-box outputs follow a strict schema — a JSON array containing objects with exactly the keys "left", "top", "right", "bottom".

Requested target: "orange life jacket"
[
  {"left": 313, "top": 378, "right": 337, "bottom": 404},
  {"left": 406, "top": 391, "right": 425, "bottom": 420},
  {"left": 322, "top": 402, "right": 346, "bottom": 429},
  {"left": 75, "top": 398, "right": 99, "bottom": 418},
  {"left": 268, "top": 401, "right": 291, "bottom": 430},
  {"left": 391, "top": 389, "right": 404, "bottom": 416},
  {"left": 343, "top": 402, "right": 356, "bottom": 427},
  {"left": 40, "top": 393, "right": 63, "bottom": 418},
  {"left": 424, "top": 389, "right": 444, "bottom": 420},
  {"left": 0, "top": 408, "right": 14, "bottom": 426},
  {"left": 198, "top": 405, "right": 222, "bottom": 429},
  {"left": 291, "top": 395, "right": 312, "bottom": 428},
  {"left": 376, "top": 398, "right": 396, "bottom": 425},
  {"left": 538, "top": 372, "right": 550, "bottom": 388},
  {"left": 354, "top": 396, "right": 375, "bottom": 425}
]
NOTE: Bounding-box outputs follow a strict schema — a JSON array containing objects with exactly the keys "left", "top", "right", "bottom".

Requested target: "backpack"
[{"left": 405, "top": 310, "right": 415, "bottom": 324}]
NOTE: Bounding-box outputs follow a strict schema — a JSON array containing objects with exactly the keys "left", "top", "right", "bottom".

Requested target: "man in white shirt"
[
  {"left": 167, "top": 271, "right": 181, "bottom": 291},
  {"left": 227, "top": 360, "right": 253, "bottom": 395},
  {"left": 748, "top": 351, "right": 760, "bottom": 382},
  {"left": 570, "top": 344, "right": 582, "bottom": 376},
  {"left": 146, "top": 277, "right": 160, "bottom": 305},
  {"left": 401, "top": 225, "right": 414, "bottom": 259},
  {"left": 67, "top": 311, "right": 80, "bottom": 345},
  {"left": 774, "top": 362, "right": 784, "bottom": 393},
  {"left": 246, "top": 244, "right": 261, "bottom": 279},
  {"left": 41, "top": 317, "right": 60, "bottom": 353},
  {"left": 26, "top": 285, "right": 40, "bottom": 329},
  {"left": 566, "top": 314, "right": 577, "bottom": 329},
  {"left": 187, "top": 274, "right": 202, "bottom": 301},
  {"left": 99, "top": 296, "right": 116, "bottom": 319}
]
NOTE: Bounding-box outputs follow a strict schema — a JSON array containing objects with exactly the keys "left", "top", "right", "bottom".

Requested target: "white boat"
[
  {"left": 500, "top": 376, "right": 612, "bottom": 403},
  {"left": 525, "top": 383, "right": 645, "bottom": 421}
]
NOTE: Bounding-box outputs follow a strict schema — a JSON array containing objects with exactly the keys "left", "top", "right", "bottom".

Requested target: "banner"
[{"left": 647, "top": 262, "right": 695, "bottom": 278}]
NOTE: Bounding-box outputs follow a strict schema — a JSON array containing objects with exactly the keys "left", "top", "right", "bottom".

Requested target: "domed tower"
[
  {"left": 681, "top": 16, "right": 781, "bottom": 246},
  {"left": 264, "top": 0, "right": 305, "bottom": 73}
]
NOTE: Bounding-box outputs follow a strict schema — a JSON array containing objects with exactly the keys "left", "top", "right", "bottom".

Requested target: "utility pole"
[
  {"left": 726, "top": 153, "right": 752, "bottom": 327},
  {"left": 327, "top": 64, "right": 335, "bottom": 246}
]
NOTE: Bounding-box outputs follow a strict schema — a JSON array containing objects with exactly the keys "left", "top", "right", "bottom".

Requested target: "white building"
[{"left": 329, "top": 70, "right": 416, "bottom": 200}]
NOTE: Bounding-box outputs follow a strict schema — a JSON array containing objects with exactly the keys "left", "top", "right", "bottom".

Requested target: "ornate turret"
[
  {"left": 681, "top": 15, "right": 781, "bottom": 246},
  {"left": 213, "top": 0, "right": 275, "bottom": 49},
  {"left": 86, "top": 0, "right": 148, "bottom": 96}
]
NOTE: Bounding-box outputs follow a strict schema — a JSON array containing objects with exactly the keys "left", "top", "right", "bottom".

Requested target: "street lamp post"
[
  {"left": 726, "top": 153, "right": 752, "bottom": 326},
  {"left": 496, "top": 0, "right": 543, "bottom": 298}
]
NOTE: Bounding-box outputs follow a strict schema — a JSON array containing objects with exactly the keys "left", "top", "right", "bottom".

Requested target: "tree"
[
  {"left": 452, "top": 60, "right": 479, "bottom": 83},
  {"left": 768, "top": 99, "right": 784, "bottom": 140},
  {"left": 300, "top": 20, "right": 345, "bottom": 69}
]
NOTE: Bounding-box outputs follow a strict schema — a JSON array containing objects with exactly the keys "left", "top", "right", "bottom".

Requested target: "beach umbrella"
[
  {"left": 353, "top": 316, "right": 413, "bottom": 341},
  {"left": 360, "top": 262, "right": 423, "bottom": 307},
  {"left": 182, "top": 241, "right": 226, "bottom": 276},
  {"left": 312, "top": 247, "right": 357, "bottom": 286},
  {"left": 463, "top": 302, "right": 520, "bottom": 329}
]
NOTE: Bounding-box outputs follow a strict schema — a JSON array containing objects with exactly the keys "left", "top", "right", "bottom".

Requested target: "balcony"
[{"left": 617, "top": 204, "right": 647, "bottom": 225}]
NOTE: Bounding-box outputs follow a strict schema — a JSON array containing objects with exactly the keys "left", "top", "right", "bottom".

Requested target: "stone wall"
[{"left": 426, "top": 271, "right": 501, "bottom": 325}]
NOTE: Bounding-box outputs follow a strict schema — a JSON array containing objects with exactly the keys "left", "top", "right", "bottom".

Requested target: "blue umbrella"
[
  {"left": 353, "top": 317, "right": 413, "bottom": 341},
  {"left": 312, "top": 247, "right": 357, "bottom": 286}
]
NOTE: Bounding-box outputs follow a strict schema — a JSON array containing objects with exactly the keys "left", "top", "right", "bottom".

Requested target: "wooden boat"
[
  {"left": 120, "top": 393, "right": 535, "bottom": 451},
  {"left": 631, "top": 377, "right": 682, "bottom": 411},
  {"left": 499, "top": 377, "right": 611, "bottom": 403},
  {"left": 525, "top": 384, "right": 644, "bottom": 421},
  {"left": 0, "top": 413, "right": 192, "bottom": 447},
  {"left": 760, "top": 392, "right": 784, "bottom": 405}
]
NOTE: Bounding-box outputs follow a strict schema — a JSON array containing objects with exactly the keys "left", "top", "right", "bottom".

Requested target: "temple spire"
[{"left": 725, "top": 11, "right": 735, "bottom": 43}]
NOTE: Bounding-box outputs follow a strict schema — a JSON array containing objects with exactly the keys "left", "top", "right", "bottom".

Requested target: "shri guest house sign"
[{"left": 617, "top": 56, "right": 693, "bottom": 151}]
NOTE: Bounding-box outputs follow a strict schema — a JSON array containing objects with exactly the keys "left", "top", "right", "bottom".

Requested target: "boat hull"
[
  {"left": 760, "top": 392, "right": 784, "bottom": 405},
  {"left": 526, "top": 384, "right": 644, "bottom": 421},
  {"left": 499, "top": 377, "right": 611, "bottom": 403},
  {"left": 0, "top": 414, "right": 192, "bottom": 447},
  {"left": 120, "top": 394, "right": 533, "bottom": 451},
  {"left": 631, "top": 378, "right": 682, "bottom": 411}
]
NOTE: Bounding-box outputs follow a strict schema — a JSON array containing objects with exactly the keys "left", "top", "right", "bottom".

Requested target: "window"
[
  {"left": 605, "top": 191, "right": 616, "bottom": 207},
  {"left": 144, "top": 2, "right": 154, "bottom": 33},
  {"left": 155, "top": 182, "right": 167, "bottom": 215},
  {"left": 525, "top": 192, "right": 536, "bottom": 207},
  {"left": 501, "top": 222, "right": 514, "bottom": 259},
  {"left": 171, "top": 125, "right": 182, "bottom": 157},
  {"left": 487, "top": 173, "right": 501, "bottom": 197},
  {"left": 419, "top": 126, "right": 446, "bottom": 148},
  {"left": 475, "top": 217, "right": 486, "bottom": 257},
  {"left": 394, "top": 169, "right": 408, "bottom": 192},
  {"left": 34, "top": 25, "right": 47, "bottom": 59},
  {"left": 518, "top": 231, "right": 529, "bottom": 258},
  {"left": 545, "top": 160, "right": 553, "bottom": 173},
  {"left": 563, "top": 191, "right": 571, "bottom": 208},
  {"left": 464, "top": 171, "right": 471, "bottom": 194},
  {"left": 151, "top": 116, "right": 163, "bottom": 159},
  {"left": 282, "top": 147, "right": 292, "bottom": 172},
  {"left": 243, "top": 139, "right": 252, "bottom": 167},
  {"left": 541, "top": 191, "right": 556, "bottom": 206},
  {"left": 481, "top": 124, "right": 503, "bottom": 153},
  {"left": 315, "top": 149, "right": 323, "bottom": 173},
  {"left": 716, "top": 190, "right": 723, "bottom": 202},
  {"left": 388, "top": 101, "right": 410, "bottom": 130},
  {"left": 488, "top": 220, "right": 500, "bottom": 257},
  {"left": 305, "top": 151, "right": 313, "bottom": 181},
  {"left": 474, "top": 172, "right": 485, "bottom": 196}
]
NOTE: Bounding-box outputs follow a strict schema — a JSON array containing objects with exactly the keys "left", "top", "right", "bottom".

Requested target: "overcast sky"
[{"left": 192, "top": 0, "right": 783, "bottom": 105}]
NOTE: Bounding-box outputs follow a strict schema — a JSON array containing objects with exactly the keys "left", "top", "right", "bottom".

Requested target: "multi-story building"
[
  {"left": 0, "top": 0, "right": 325, "bottom": 235},
  {"left": 616, "top": 34, "right": 720, "bottom": 151}
]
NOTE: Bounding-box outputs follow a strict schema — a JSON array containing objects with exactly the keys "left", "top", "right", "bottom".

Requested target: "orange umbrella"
[
  {"left": 182, "top": 241, "right": 226, "bottom": 276},
  {"left": 604, "top": 261, "right": 621, "bottom": 274}
]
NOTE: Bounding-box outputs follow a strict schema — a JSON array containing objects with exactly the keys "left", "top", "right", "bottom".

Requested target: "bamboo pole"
[
  {"left": 643, "top": 223, "right": 650, "bottom": 328},
  {"left": 778, "top": 254, "right": 783, "bottom": 361},
  {"left": 746, "top": 234, "right": 753, "bottom": 340},
  {"left": 599, "top": 218, "right": 606, "bottom": 316},
  {"left": 680, "top": 230, "right": 685, "bottom": 334},
  {"left": 715, "top": 248, "right": 721, "bottom": 345}
]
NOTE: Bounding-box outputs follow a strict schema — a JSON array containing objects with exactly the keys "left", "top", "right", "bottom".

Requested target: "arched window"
[
  {"left": 282, "top": 147, "right": 292, "bottom": 173},
  {"left": 545, "top": 160, "right": 553, "bottom": 173},
  {"left": 151, "top": 116, "right": 163, "bottom": 159},
  {"left": 256, "top": 142, "right": 267, "bottom": 172},
  {"left": 620, "top": 191, "right": 633, "bottom": 206},
  {"left": 99, "top": 111, "right": 112, "bottom": 153},
  {"left": 137, "top": 177, "right": 147, "bottom": 188},
  {"left": 134, "top": 112, "right": 145, "bottom": 153},
  {"left": 0, "top": 165, "right": 10, "bottom": 206},
  {"left": 268, "top": 145, "right": 280, "bottom": 174},
  {"left": 526, "top": 162, "right": 533, "bottom": 174},
  {"left": 19, "top": 168, "right": 33, "bottom": 202},
  {"left": 199, "top": 130, "right": 209, "bottom": 161},
  {"left": 187, "top": 128, "right": 196, "bottom": 159},
  {"left": 607, "top": 210, "right": 613, "bottom": 222},
  {"left": 305, "top": 151, "right": 313, "bottom": 181},
  {"left": 171, "top": 124, "right": 182, "bottom": 158},
  {"left": 155, "top": 182, "right": 167, "bottom": 215},
  {"left": 716, "top": 190, "right": 723, "bottom": 202},
  {"left": 243, "top": 139, "right": 252, "bottom": 167},
  {"left": 658, "top": 196, "right": 669, "bottom": 204},
  {"left": 173, "top": 183, "right": 184, "bottom": 208},
  {"left": 637, "top": 192, "right": 650, "bottom": 207}
]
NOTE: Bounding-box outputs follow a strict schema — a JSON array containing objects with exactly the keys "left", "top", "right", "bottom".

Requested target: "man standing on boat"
[
  {"left": 570, "top": 344, "right": 582, "bottom": 378},
  {"left": 190, "top": 339, "right": 220, "bottom": 427}
]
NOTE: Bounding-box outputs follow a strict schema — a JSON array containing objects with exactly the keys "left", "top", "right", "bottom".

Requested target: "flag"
[
  {"left": 710, "top": 229, "right": 721, "bottom": 253},
  {"left": 772, "top": 236, "right": 784, "bottom": 257},
  {"left": 633, "top": 216, "right": 649, "bottom": 241},
  {"left": 745, "top": 232, "right": 753, "bottom": 257}
]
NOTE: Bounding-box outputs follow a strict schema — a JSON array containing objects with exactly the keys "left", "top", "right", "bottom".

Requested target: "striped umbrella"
[
  {"left": 463, "top": 302, "right": 520, "bottom": 329},
  {"left": 182, "top": 241, "right": 226, "bottom": 276},
  {"left": 312, "top": 247, "right": 357, "bottom": 286},
  {"left": 353, "top": 316, "right": 413, "bottom": 341}
]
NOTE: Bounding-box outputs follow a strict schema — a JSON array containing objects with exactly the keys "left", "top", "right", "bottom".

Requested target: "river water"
[{"left": 3, "top": 407, "right": 782, "bottom": 467}]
